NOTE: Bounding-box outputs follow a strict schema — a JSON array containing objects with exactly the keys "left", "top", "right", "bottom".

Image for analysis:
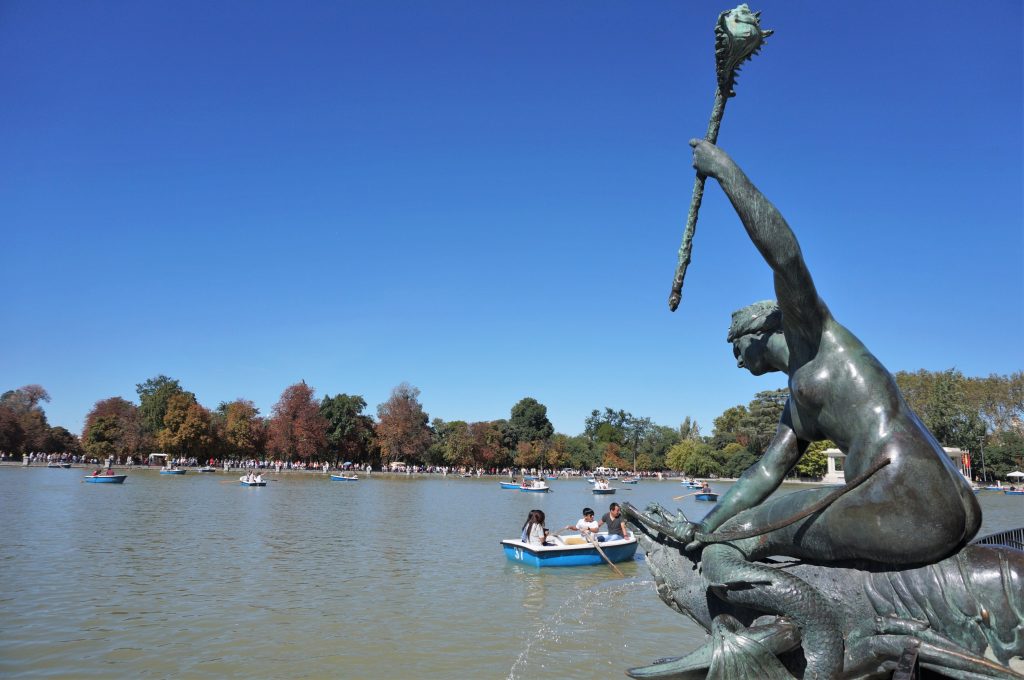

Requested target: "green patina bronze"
[
  {"left": 627, "top": 11, "right": 1024, "bottom": 675},
  {"left": 668, "top": 4, "right": 772, "bottom": 313}
]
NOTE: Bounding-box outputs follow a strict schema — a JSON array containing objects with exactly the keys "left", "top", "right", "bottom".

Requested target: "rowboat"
[
  {"left": 499, "top": 481, "right": 520, "bottom": 489},
  {"left": 240, "top": 480, "right": 267, "bottom": 487},
  {"left": 621, "top": 477, "right": 639, "bottom": 484},
  {"left": 47, "top": 462, "right": 71, "bottom": 468},
  {"left": 1005, "top": 490, "right": 1024, "bottom": 496},
  {"left": 330, "top": 474, "right": 359, "bottom": 482},
  {"left": 84, "top": 473, "right": 126, "bottom": 484},
  {"left": 520, "top": 480, "right": 551, "bottom": 493},
  {"left": 197, "top": 466, "right": 216, "bottom": 473},
  {"left": 545, "top": 475, "right": 558, "bottom": 480},
  {"left": 592, "top": 479, "right": 616, "bottom": 495},
  {"left": 501, "top": 534, "right": 637, "bottom": 567},
  {"left": 160, "top": 468, "right": 186, "bottom": 475},
  {"left": 695, "top": 492, "right": 719, "bottom": 502},
  {"left": 239, "top": 476, "right": 266, "bottom": 486}
]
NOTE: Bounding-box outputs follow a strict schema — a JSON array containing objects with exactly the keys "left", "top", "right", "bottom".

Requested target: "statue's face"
[{"left": 732, "top": 333, "right": 780, "bottom": 375}]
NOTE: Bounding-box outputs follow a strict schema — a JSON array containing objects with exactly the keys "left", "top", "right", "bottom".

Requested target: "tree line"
[{"left": 1, "top": 369, "right": 1020, "bottom": 478}]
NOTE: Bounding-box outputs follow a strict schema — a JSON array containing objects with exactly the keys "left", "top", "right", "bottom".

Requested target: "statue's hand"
[
  {"left": 672, "top": 519, "right": 704, "bottom": 550},
  {"left": 690, "top": 139, "right": 732, "bottom": 180}
]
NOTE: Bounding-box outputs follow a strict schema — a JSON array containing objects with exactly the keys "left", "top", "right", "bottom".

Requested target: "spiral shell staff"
[{"left": 715, "top": 4, "right": 773, "bottom": 97}]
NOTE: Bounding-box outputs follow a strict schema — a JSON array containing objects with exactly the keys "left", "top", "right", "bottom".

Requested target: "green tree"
[
  {"left": 83, "top": 416, "right": 123, "bottom": 459},
  {"left": 433, "top": 419, "right": 475, "bottom": 467},
  {"left": 137, "top": 375, "right": 192, "bottom": 437},
  {"left": 320, "top": 393, "right": 375, "bottom": 464},
  {"left": 711, "top": 405, "right": 748, "bottom": 449},
  {"left": 739, "top": 389, "right": 789, "bottom": 455},
  {"left": 44, "top": 426, "right": 81, "bottom": 454},
  {"left": 796, "top": 440, "right": 834, "bottom": 478},
  {"left": 666, "top": 439, "right": 722, "bottom": 477},
  {"left": 509, "top": 397, "right": 554, "bottom": 445},
  {"left": 679, "top": 416, "right": 701, "bottom": 440}
]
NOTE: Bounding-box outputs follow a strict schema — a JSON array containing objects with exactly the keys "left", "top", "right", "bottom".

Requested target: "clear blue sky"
[{"left": 1, "top": 1, "right": 1021, "bottom": 438}]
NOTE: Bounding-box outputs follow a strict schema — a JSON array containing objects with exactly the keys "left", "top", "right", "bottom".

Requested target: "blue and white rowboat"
[
  {"left": 499, "top": 482, "right": 520, "bottom": 489},
  {"left": 501, "top": 534, "right": 637, "bottom": 568},
  {"left": 695, "top": 492, "right": 719, "bottom": 502},
  {"left": 160, "top": 469, "right": 186, "bottom": 475},
  {"left": 330, "top": 474, "right": 359, "bottom": 481},
  {"left": 519, "top": 480, "right": 551, "bottom": 493},
  {"left": 1005, "top": 490, "right": 1024, "bottom": 496},
  {"left": 84, "top": 474, "right": 126, "bottom": 484}
]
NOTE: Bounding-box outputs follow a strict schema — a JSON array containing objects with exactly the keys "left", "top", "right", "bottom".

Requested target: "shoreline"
[{"left": 0, "top": 461, "right": 830, "bottom": 484}]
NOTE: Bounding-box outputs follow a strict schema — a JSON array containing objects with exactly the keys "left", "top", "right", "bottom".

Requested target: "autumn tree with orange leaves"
[
  {"left": 269, "top": 382, "right": 327, "bottom": 461},
  {"left": 375, "top": 383, "right": 431, "bottom": 466}
]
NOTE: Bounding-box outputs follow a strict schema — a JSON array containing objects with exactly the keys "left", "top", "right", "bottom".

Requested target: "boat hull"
[
  {"left": 1005, "top": 490, "right": 1024, "bottom": 495},
  {"left": 240, "top": 481, "right": 267, "bottom": 486},
  {"left": 592, "top": 488, "right": 616, "bottom": 495},
  {"left": 501, "top": 536, "right": 637, "bottom": 567},
  {"left": 160, "top": 469, "right": 186, "bottom": 475},
  {"left": 695, "top": 493, "right": 718, "bottom": 502},
  {"left": 84, "top": 475, "right": 126, "bottom": 484},
  {"left": 330, "top": 475, "right": 359, "bottom": 481},
  {"left": 499, "top": 482, "right": 520, "bottom": 489},
  {"left": 519, "top": 486, "right": 550, "bottom": 493}
]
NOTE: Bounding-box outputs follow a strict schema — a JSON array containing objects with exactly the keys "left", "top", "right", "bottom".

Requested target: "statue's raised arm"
[{"left": 690, "top": 139, "right": 828, "bottom": 357}]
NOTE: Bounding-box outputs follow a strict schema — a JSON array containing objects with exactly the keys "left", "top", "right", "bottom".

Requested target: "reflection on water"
[{"left": 0, "top": 469, "right": 1020, "bottom": 679}]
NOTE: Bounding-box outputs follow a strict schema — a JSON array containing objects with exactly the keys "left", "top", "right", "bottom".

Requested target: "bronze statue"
[{"left": 627, "top": 140, "right": 999, "bottom": 680}]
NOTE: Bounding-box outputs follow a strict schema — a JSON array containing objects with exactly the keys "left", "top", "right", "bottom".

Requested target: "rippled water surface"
[{"left": 1, "top": 468, "right": 1020, "bottom": 678}]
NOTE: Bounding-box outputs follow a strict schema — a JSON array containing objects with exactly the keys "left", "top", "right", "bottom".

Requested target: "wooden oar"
[
  {"left": 586, "top": 533, "right": 625, "bottom": 577},
  {"left": 673, "top": 491, "right": 701, "bottom": 500}
]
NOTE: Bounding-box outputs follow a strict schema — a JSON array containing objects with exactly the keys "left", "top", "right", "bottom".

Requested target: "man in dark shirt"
[{"left": 599, "top": 503, "right": 632, "bottom": 542}]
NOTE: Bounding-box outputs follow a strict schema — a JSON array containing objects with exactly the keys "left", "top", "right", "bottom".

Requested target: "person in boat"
[
  {"left": 564, "top": 507, "right": 599, "bottom": 538},
  {"left": 92, "top": 469, "right": 100, "bottom": 477},
  {"left": 701, "top": 481, "right": 711, "bottom": 494},
  {"left": 597, "top": 503, "right": 631, "bottom": 542},
  {"left": 255, "top": 472, "right": 264, "bottom": 483},
  {"left": 521, "top": 509, "right": 550, "bottom": 546}
]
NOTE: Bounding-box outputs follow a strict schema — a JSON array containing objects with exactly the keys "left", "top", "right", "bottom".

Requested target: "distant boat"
[
  {"left": 197, "top": 466, "right": 216, "bottom": 473},
  {"left": 621, "top": 477, "right": 639, "bottom": 484},
  {"left": 160, "top": 468, "right": 186, "bottom": 475},
  {"left": 501, "top": 534, "right": 637, "bottom": 567},
  {"left": 330, "top": 474, "right": 359, "bottom": 482},
  {"left": 499, "top": 481, "right": 520, "bottom": 490},
  {"left": 520, "top": 480, "right": 551, "bottom": 493},
  {"left": 47, "top": 462, "right": 72, "bottom": 468},
  {"left": 1005, "top": 490, "right": 1024, "bottom": 496},
  {"left": 84, "top": 472, "right": 126, "bottom": 484},
  {"left": 239, "top": 476, "right": 266, "bottom": 487}
]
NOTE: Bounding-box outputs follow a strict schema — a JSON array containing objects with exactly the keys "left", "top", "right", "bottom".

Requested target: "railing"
[{"left": 971, "top": 527, "right": 1024, "bottom": 551}]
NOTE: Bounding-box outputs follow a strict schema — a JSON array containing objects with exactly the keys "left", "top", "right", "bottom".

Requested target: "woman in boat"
[
  {"left": 520, "top": 509, "right": 549, "bottom": 546},
  {"left": 671, "top": 140, "right": 983, "bottom": 678}
]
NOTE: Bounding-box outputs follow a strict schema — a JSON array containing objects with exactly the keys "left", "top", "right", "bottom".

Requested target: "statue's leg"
[{"left": 701, "top": 542, "right": 843, "bottom": 680}]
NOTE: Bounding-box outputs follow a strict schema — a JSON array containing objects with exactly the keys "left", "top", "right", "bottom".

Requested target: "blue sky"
[{"left": 1, "top": 1, "right": 1021, "bottom": 438}]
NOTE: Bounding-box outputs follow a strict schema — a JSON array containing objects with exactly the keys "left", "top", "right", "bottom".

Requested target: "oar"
[
  {"left": 586, "top": 533, "right": 625, "bottom": 578},
  {"left": 673, "top": 492, "right": 701, "bottom": 500}
]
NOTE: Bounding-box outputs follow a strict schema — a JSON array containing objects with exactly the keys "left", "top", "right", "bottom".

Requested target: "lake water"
[{"left": 1, "top": 467, "right": 1020, "bottom": 678}]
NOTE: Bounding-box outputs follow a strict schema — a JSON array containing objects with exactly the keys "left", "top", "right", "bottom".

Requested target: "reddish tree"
[
  {"left": 82, "top": 397, "right": 143, "bottom": 457},
  {"left": 269, "top": 382, "right": 327, "bottom": 460},
  {"left": 375, "top": 383, "right": 431, "bottom": 466}
]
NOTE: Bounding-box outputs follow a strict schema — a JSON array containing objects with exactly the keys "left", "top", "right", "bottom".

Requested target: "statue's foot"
[
  {"left": 626, "top": 614, "right": 800, "bottom": 679},
  {"left": 843, "top": 615, "right": 1024, "bottom": 680}
]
